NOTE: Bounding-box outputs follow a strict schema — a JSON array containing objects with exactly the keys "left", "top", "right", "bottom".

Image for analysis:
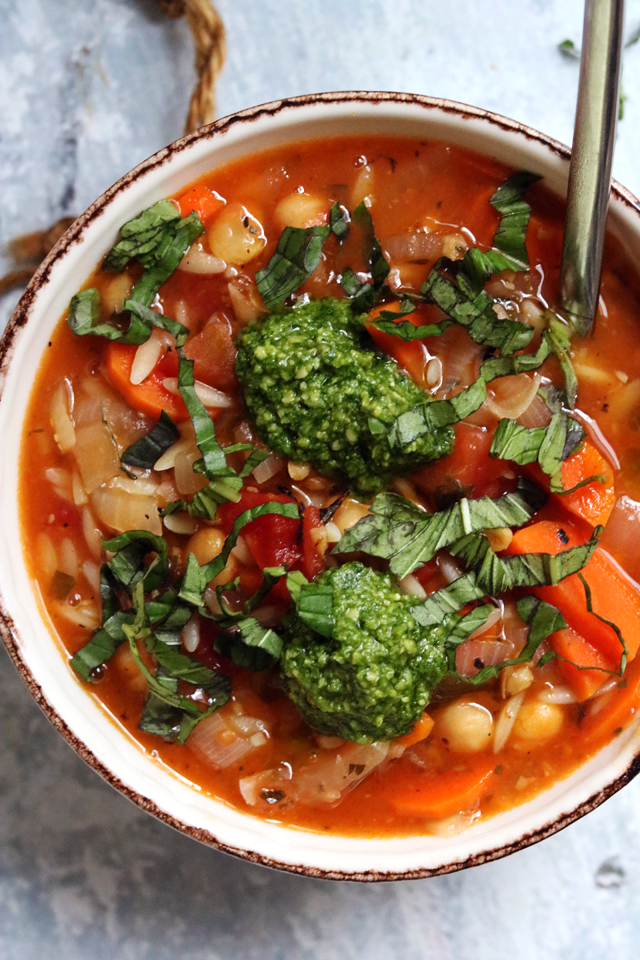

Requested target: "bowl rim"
[{"left": 2, "top": 89, "right": 640, "bottom": 882}]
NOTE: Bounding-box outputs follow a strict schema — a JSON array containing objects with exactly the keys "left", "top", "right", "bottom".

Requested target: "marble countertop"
[{"left": 2, "top": 1, "right": 640, "bottom": 957}]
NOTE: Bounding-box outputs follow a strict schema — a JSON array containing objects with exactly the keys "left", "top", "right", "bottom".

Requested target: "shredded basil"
[
  {"left": 123, "top": 300, "right": 189, "bottom": 347},
  {"left": 545, "top": 310, "right": 579, "bottom": 407},
  {"left": 215, "top": 617, "right": 284, "bottom": 672},
  {"left": 177, "top": 352, "right": 230, "bottom": 478},
  {"left": 256, "top": 203, "right": 347, "bottom": 311},
  {"left": 102, "top": 203, "right": 205, "bottom": 308},
  {"left": 287, "top": 570, "right": 335, "bottom": 638},
  {"left": 411, "top": 526, "right": 602, "bottom": 627},
  {"left": 340, "top": 202, "right": 391, "bottom": 312},
  {"left": 489, "top": 171, "right": 541, "bottom": 267},
  {"left": 421, "top": 259, "right": 535, "bottom": 355},
  {"left": 103, "top": 530, "right": 169, "bottom": 594},
  {"left": 490, "top": 410, "right": 586, "bottom": 478},
  {"left": 121, "top": 411, "right": 180, "bottom": 470},
  {"left": 333, "top": 478, "right": 546, "bottom": 579},
  {"left": 70, "top": 609, "right": 134, "bottom": 681},
  {"left": 67, "top": 288, "right": 189, "bottom": 347}
]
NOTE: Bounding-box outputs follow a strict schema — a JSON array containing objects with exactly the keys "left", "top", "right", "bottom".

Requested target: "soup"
[{"left": 19, "top": 135, "right": 640, "bottom": 838}]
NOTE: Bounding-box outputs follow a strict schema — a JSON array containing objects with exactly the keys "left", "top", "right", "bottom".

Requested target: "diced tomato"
[
  {"left": 302, "top": 505, "right": 325, "bottom": 580},
  {"left": 412, "top": 422, "right": 510, "bottom": 502},
  {"left": 183, "top": 313, "right": 238, "bottom": 392},
  {"left": 217, "top": 490, "right": 302, "bottom": 569},
  {"left": 104, "top": 342, "right": 189, "bottom": 420}
]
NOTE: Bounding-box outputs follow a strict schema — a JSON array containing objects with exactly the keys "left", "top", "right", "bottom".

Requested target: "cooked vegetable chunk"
[
  {"left": 280, "top": 562, "right": 449, "bottom": 743},
  {"left": 235, "top": 298, "right": 454, "bottom": 495}
]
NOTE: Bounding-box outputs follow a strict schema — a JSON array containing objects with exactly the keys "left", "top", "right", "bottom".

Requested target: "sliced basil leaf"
[
  {"left": 215, "top": 617, "right": 283, "bottom": 671},
  {"left": 256, "top": 224, "right": 331, "bottom": 310},
  {"left": 139, "top": 667, "right": 180, "bottom": 739},
  {"left": 70, "top": 610, "right": 134, "bottom": 681},
  {"left": 129, "top": 211, "right": 205, "bottom": 307},
  {"left": 177, "top": 352, "right": 229, "bottom": 478},
  {"left": 179, "top": 501, "right": 300, "bottom": 606},
  {"left": 286, "top": 570, "right": 334, "bottom": 638},
  {"left": 103, "top": 530, "right": 168, "bottom": 594},
  {"left": 411, "top": 526, "right": 602, "bottom": 626},
  {"left": 490, "top": 411, "right": 586, "bottom": 481},
  {"left": 489, "top": 171, "right": 541, "bottom": 267},
  {"left": 340, "top": 203, "right": 391, "bottom": 312},
  {"left": 445, "top": 604, "right": 496, "bottom": 651},
  {"left": 545, "top": 311, "right": 578, "bottom": 406},
  {"left": 239, "top": 448, "right": 270, "bottom": 478},
  {"left": 386, "top": 376, "right": 487, "bottom": 445},
  {"left": 163, "top": 475, "right": 244, "bottom": 521},
  {"left": 123, "top": 300, "right": 189, "bottom": 347},
  {"left": 371, "top": 316, "right": 452, "bottom": 340},
  {"left": 103, "top": 200, "right": 182, "bottom": 272},
  {"left": 121, "top": 411, "right": 180, "bottom": 469},
  {"left": 333, "top": 478, "right": 545, "bottom": 579},
  {"left": 329, "top": 202, "right": 350, "bottom": 242},
  {"left": 421, "top": 258, "right": 535, "bottom": 355}
]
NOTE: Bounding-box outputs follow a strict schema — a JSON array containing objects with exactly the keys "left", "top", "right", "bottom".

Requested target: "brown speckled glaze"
[{"left": 2, "top": 91, "right": 640, "bottom": 882}]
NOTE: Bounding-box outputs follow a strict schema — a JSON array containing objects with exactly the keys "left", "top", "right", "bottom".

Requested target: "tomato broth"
[{"left": 19, "top": 135, "right": 640, "bottom": 838}]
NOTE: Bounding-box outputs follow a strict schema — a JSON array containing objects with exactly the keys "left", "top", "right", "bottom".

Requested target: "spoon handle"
[{"left": 559, "top": 0, "right": 625, "bottom": 335}]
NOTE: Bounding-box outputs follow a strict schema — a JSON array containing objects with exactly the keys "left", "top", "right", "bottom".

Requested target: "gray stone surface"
[{"left": 2, "top": 1, "right": 640, "bottom": 957}]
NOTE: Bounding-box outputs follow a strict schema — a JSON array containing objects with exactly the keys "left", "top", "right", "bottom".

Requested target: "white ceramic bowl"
[{"left": 2, "top": 91, "right": 640, "bottom": 881}]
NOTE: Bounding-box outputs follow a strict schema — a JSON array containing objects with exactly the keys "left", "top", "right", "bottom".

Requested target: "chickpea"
[
  {"left": 207, "top": 203, "right": 266, "bottom": 265},
  {"left": 512, "top": 699, "right": 564, "bottom": 742},
  {"left": 187, "top": 526, "right": 225, "bottom": 565},
  {"left": 435, "top": 698, "right": 494, "bottom": 753},
  {"left": 332, "top": 498, "right": 370, "bottom": 535},
  {"left": 275, "top": 192, "right": 330, "bottom": 229}
]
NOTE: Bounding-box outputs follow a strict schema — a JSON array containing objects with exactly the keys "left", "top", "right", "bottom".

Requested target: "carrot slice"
[
  {"left": 505, "top": 519, "right": 640, "bottom": 667},
  {"left": 390, "top": 756, "right": 496, "bottom": 818},
  {"left": 552, "top": 627, "right": 617, "bottom": 701},
  {"left": 104, "top": 342, "right": 190, "bottom": 421},
  {"left": 393, "top": 712, "right": 435, "bottom": 749},
  {"left": 175, "top": 185, "right": 225, "bottom": 224},
  {"left": 581, "top": 654, "right": 640, "bottom": 744},
  {"left": 525, "top": 440, "right": 615, "bottom": 528}
]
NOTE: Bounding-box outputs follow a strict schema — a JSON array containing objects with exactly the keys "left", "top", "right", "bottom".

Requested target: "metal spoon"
[{"left": 559, "top": 0, "right": 625, "bottom": 336}]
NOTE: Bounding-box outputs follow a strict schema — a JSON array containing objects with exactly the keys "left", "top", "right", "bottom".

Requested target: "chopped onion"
[
  {"left": 82, "top": 560, "right": 101, "bottom": 593},
  {"left": 437, "top": 553, "right": 464, "bottom": 585},
  {"left": 72, "top": 471, "right": 88, "bottom": 506},
  {"left": 384, "top": 231, "right": 443, "bottom": 262},
  {"left": 239, "top": 765, "right": 291, "bottom": 806},
  {"left": 190, "top": 709, "right": 268, "bottom": 769},
  {"left": 73, "top": 420, "right": 122, "bottom": 494},
  {"left": 174, "top": 447, "right": 207, "bottom": 496},
  {"left": 58, "top": 537, "right": 79, "bottom": 579},
  {"left": 289, "top": 742, "right": 389, "bottom": 806},
  {"left": 398, "top": 574, "right": 427, "bottom": 599},
  {"left": 252, "top": 451, "right": 284, "bottom": 484},
  {"left": 517, "top": 390, "right": 552, "bottom": 429},
  {"left": 55, "top": 600, "right": 100, "bottom": 630},
  {"left": 49, "top": 379, "right": 76, "bottom": 453},
  {"left": 251, "top": 605, "right": 279, "bottom": 627},
  {"left": 599, "top": 496, "right": 640, "bottom": 584},
  {"left": 493, "top": 691, "right": 525, "bottom": 753},
  {"left": 178, "top": 243, "right": 226, "bottom": 274},
  {"left": 456, "top": 636, "right": 513, "bottom": 678},
  {"left": 90, "top": 477, "right": 161, "bottom": 535},
  {"left": 485, "top": 372, "right": 541, "bottom": 420},
  {"left": 162, "top": 377, "right": 233, "bottom": 408},
  {"left": 468, "top": 605, "right": 503, "bottom": 640},
  {"left": 230, "top": 534, "right": 253, "bottom": 566},
  {"left": 36, "top": 533, "right": 58, "bottom": 581}
]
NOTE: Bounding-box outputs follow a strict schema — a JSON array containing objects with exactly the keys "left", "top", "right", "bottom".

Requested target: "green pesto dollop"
[
  {"left": 234, "top": 297, "right": 454, "bottom": 495},
  {"left": 280, "top": 562, "right": 449, "bottom": 743}
]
